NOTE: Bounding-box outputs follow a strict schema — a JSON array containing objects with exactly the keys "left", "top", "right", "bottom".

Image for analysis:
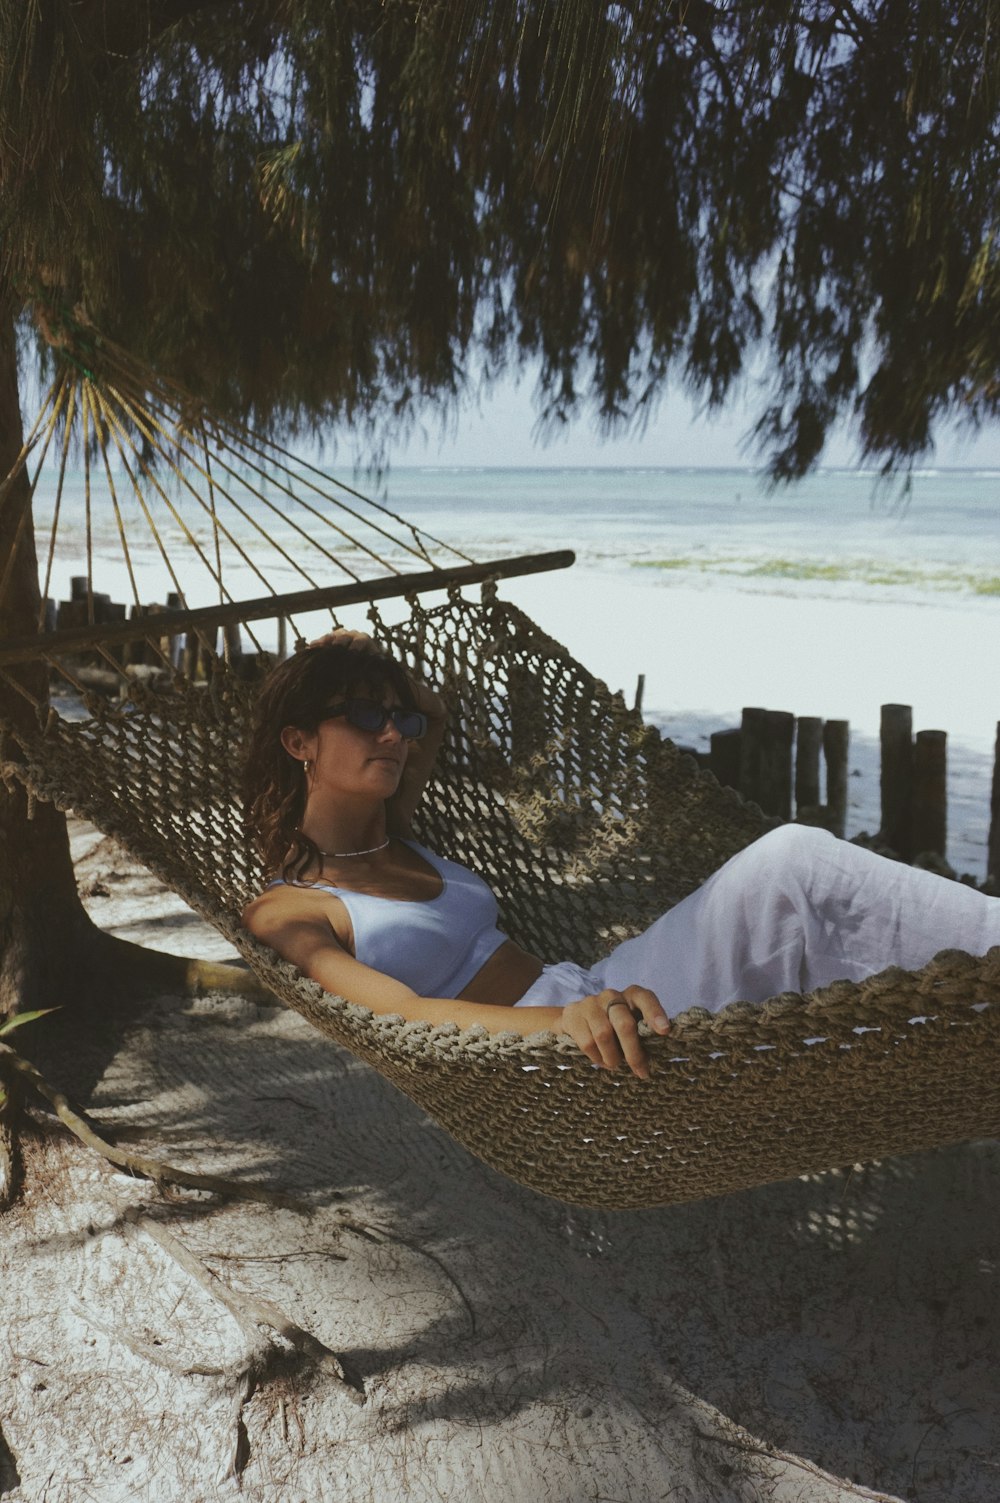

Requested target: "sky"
[{"left": 376, "top": 367, "right": 1000, "bottom": 470}]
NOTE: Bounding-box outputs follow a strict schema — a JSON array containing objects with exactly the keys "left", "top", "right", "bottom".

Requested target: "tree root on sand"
[
  {"left": 0, "top": 1040, "right": 307, "bottom": 1210},
  {"left": 71, "top": 1207, "right": 365, "bottom": 1487}
]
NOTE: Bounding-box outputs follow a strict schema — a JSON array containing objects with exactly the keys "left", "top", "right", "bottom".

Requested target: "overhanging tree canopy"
[{"left": 2, "top": 0, "right": 999, "bottom": 476}]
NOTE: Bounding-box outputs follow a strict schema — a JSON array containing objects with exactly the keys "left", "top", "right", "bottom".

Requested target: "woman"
[{"left": 243, "top": 633, "right": 1000, "bottom": 1079}]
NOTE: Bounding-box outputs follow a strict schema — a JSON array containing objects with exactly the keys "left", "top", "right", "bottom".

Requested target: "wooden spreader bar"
[{"left": 0, "top": 550, "right": 575, "bottom": 667}]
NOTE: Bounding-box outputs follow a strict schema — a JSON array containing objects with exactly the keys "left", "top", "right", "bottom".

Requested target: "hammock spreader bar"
[{"left": 0, "top": 549, "right": 574, "bottom": 668}]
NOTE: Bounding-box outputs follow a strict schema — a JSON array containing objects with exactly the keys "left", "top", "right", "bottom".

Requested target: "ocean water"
[
  {"left": 31, "top": 461, "right": 1000, "bottom": 601},
  {"left": 374, "top": 464, "right": 1000, "bottom": 595}
]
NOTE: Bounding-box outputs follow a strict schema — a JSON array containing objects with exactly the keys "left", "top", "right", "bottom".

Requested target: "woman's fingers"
[
  {"left": 308, "top": 628, "right": 376, "bottom": 651},
  {"left": 629, "top": 985, "right": 671, "bottom": 1035},
  {"left": 604, "top": 991, "right": 651, "bottom": 1079},
  {"left": 561, "top": 987, "right": 668, "bottom": 1079}
]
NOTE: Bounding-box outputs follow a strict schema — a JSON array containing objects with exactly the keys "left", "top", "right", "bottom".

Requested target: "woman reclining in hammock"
[{"left": 242, "top": 633, "right": 1000, "bottom": 1079}]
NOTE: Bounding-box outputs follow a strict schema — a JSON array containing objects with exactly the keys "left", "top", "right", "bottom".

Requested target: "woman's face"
[{"left": 282, "top": 686, "right": 411, "bottom": 802}]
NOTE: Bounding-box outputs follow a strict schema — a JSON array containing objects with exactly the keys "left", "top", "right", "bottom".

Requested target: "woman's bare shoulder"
[{"left": 242, "top": 879, "right": 342, "bottom": 940}]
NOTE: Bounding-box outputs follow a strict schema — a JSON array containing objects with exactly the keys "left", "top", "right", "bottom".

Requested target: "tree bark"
[
  {"left": 0, "top": 294, "right": 102, "bottom": 1202},
  {"left": 0, "top": 296, "right": 93, "bottom": 1016}
]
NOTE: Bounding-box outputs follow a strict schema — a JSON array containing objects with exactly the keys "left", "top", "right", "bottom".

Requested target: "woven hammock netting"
[{"left": 1, "top": 329, "right": 998, "bottom": 1210}]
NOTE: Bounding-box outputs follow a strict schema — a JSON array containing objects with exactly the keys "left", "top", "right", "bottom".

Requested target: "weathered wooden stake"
[
  {"left": 880, "top": 703, "right": 913, "bottom": 859},
  {"left": 739, "top": 708, "right": 767, "bottom": 809},
  {"left": 911, "top": 729, "right": 947, "bottom": 859},
  {"left": 795, "top": 716, "right": 823, "bottom": 816},
  {"left": 989, "top": 724, "right": 1000, "bottom": 880},
  {"left": 823, "top": 719, "right": 849, "bottom": 838},
  {"left": 710, "top": 727, "right": 741, "bottom": 792},
  {"left": 762, "top": 710, "right": 795, "bottom": 821},
  {"left": 223, "top": 622, "right": 243, "bottom": 665}
]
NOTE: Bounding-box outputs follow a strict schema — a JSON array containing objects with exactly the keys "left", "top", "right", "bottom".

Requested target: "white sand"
[
  {"left": 2, "top": 821, "right": 998, "bottom": 1503},
  {"left": 504, "top": 565, "right": 1000, "bottom": 747}
]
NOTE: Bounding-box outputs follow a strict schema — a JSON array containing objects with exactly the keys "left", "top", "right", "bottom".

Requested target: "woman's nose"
[{"left": 375, "top": 715, "right": 403, "bottom": 743}]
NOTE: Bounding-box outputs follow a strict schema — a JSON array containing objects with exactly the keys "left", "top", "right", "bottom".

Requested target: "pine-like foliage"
[{"left": 1, "top": 0, "right": 998, "bottom": 474}]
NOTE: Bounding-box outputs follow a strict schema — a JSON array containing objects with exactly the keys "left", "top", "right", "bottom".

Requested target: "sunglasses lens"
[
  {"left": 345, "top": 700, "right": 386, "bottom": 732},
  {"left": 325, "top": 700, "right": 426, "bottom": 738},
  {"left": 393, "top": 710, "right": 427, "bottom": 739}
]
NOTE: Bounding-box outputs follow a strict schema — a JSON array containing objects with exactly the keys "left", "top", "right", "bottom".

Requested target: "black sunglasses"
[{"left": 320, "top": 698, "right": 427, "bottom": 740}]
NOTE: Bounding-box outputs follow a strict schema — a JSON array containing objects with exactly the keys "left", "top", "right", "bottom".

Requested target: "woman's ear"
[{"left": 280, "top": 725, "right": 315, "bottom": 763}]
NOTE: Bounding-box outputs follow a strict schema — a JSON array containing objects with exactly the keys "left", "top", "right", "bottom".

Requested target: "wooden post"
[
  {"left": 634, "top": 673, "right": 645, "bottom": 714},
  {"left": 739, "top": 708, "right": 767, "bottom": 808},
  {"left": 989, "top": 724, "right": 1000, "bottom": 880},
  {"left": 182, "top": 631, "right": 200, "bottom": 680},
  {"left": 710, "top": 727, "right": 741, "bottom": 792},
  {"left": 123, "top": 603, "right": 145, "bottom": 667},
  {"left": 56, "top": 598, "right": 88, "bottom": 631},
  {"left": 277, "top": 615, "right": 288, "bottom": 662},
  {"left": 880, "top": 704, "right": 913, "bottom": 859},
  {"left": 795, "top": 716, "right": 823, "bottom": 816},
  {"left": 823, "top": 720, "right": 849, "bottom": 838},
  {"left": 223, "top": 622, "right": 243, "bottom": 665},
  {"left": 144, "top": 604, "right": 172, "bottom": 669},
  {"left": 911, "top": 729, "right": 947, "bottom": 859},
  {"left": 100, "top": 601, "right": 127, "bottom": 666},
  {"left": 761, "top": 710, "right": 795, "bottom": 821},
  {"left": 165, "top": 594, "right": 183, "bottom": 667}
]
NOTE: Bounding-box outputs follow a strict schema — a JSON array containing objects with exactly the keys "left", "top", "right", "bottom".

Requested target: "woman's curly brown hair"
[{"left": 243, "top": 641, "right": 417, "bottom": 880}]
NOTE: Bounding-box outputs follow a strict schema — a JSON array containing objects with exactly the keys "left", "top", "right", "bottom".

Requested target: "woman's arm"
[
  {"left": 243, "top": 893, "right": 562, "bottom": 1035},
  {"left": 243, "top": 894, "right": 671, "bottom": 1077}
]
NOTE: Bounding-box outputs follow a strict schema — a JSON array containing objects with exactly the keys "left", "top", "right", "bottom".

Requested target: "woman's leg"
[{"left": 592, "top": 824, "right": 1000, "bottom": 1015}]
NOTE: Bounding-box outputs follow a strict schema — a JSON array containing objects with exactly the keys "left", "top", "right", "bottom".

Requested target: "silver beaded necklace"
[{"left": 317, "top": 836, "right": 391, "bottom": 859}]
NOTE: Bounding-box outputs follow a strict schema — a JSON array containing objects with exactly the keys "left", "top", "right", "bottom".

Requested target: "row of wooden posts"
[
  {"left": 47, "top": 578, "right": 279, "bottom": 678},
  {"left": 698, "top": 702, "right": 999, "bottom": 876}
]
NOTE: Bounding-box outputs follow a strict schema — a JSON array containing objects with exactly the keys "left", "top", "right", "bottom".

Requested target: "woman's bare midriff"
[{"left": 457, "top": 938, "right": 544, "bottom": 1006}]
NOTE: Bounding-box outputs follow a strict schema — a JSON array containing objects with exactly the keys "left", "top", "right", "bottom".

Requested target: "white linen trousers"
[{"left": 513, "top": 824, "right": 1000, "bottom": 1015}]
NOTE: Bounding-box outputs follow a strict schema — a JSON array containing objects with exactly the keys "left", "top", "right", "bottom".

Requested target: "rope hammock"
[{"left": 1, "top": 329, "right": 998, "bottom": 1209}]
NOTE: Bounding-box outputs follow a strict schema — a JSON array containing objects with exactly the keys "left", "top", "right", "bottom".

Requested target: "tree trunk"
[
  {"left": 0, "top": 296, "right": 94, "bottom": 1011},
  {"left": 0, "top": 294, "right": 104, "bottom": 1201}
]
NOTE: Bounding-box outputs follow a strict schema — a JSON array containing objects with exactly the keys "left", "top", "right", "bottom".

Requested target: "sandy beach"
[{"left": 1, "top": 818, "right": 997, "bottom": 1503}]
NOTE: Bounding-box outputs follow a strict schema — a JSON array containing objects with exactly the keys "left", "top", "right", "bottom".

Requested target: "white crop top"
[{"left": 269, "top": 840, "right": 509, "bottom": 999}]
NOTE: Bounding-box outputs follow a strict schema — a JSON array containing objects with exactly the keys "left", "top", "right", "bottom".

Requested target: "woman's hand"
[
  {"left": 559, "top": 987, "right": 670, "bottom": 1080},
  {"left": 308, "top": 627, "right": 376, "bottom": 652}
]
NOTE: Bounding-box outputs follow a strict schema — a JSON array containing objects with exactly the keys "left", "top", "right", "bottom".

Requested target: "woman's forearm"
[{"left": 369, "top": 991, "right": 564, "bottom": 1037}]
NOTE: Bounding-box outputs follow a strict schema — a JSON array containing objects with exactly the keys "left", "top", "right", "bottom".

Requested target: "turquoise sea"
[
  {"left": 364, "top": 465, "right": 1000, "bottom": 596},
  {"left": 32, "top": 462, "right": 1000, "bottom": 599}
]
